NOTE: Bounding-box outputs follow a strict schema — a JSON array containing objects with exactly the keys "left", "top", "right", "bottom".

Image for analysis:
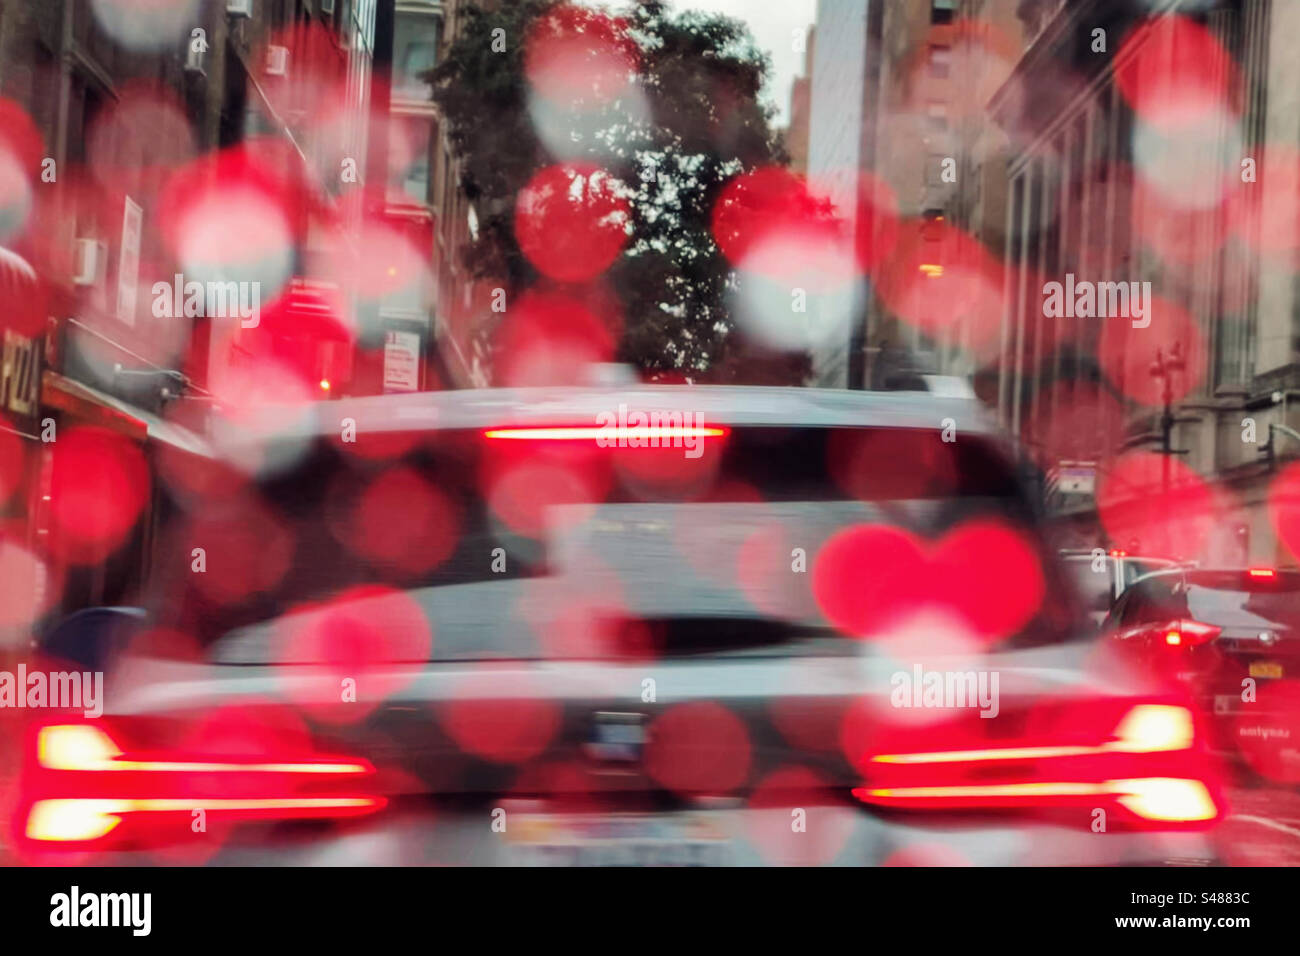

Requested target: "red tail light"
[
  {"left": 852, "top": 702, "right": 1224, "bottom": 828},
  {"left": 1157, "top": 619, "right": 1222, "bottom": 648},
  {"left": 484, "top": 425, "right": 727, "bottom": 442},
  {"left": 1249, "top": 567, "right": 1276, "bottom": 579},
  {"left": 21, "top": 722, "right": 385, "bottom": 846}
]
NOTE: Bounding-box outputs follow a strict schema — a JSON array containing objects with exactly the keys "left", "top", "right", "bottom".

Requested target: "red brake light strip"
[{"left": 484, "top": 426, "right": 727, "bottom": 441}]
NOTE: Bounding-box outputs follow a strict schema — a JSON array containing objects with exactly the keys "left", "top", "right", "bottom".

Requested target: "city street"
[
  {"left": 1, "top": 0, "right": 1300, "bottom": 894},
  {"left": 1220, "top": 785, "right": 1300, "bottom": 866}
]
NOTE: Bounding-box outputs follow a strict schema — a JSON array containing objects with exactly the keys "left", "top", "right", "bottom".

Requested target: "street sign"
[{"left": 1049, "top": 460, "right": 1096, "bottom": 496}]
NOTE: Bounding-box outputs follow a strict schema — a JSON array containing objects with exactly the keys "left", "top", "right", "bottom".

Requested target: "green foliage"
[{"left": 428, "top": 0, "right": 811, "bottom": 383}]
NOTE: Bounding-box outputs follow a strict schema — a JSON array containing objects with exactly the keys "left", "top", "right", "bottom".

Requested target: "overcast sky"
[
  {"left": 678, "top": 0, "right": 818, "bottom": 125},
  {"left": 583, "top": 0, "right": 819, "bottom": 126}
]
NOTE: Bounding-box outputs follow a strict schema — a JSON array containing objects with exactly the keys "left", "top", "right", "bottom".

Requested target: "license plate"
[
  {"left": 507, "top": 813, "right": 730, "bottom": 866},
  {"left": 583, "top": 712, "right": 646, "bottom": 763},
  {"left": 1250, "top": 661, "right": 1284, "bottom": 679}
]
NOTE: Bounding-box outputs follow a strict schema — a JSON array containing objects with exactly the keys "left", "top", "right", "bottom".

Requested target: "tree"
[{"left": 428, "top": 0, "right": 810, "bottom": 383}]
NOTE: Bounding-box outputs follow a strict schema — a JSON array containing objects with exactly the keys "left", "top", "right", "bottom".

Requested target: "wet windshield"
[{"left": 5, "top": 0, "right": 1300, "bottom": 876}]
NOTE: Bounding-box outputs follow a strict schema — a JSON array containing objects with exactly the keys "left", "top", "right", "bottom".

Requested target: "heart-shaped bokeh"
[{"left": 811, "top": 520, "right": 1045, "bottom": 641}]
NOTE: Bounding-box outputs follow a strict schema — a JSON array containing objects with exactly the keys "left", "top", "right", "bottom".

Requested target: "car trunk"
[{"left": 21, "top": 421, "right": 1167, "bottom": 858}]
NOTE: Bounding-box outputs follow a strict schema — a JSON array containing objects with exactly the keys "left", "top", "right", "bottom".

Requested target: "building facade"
[
  {"left": 806, "top": 0, "right": 997, "bottom": 389},
  {"left": 806, "top": 0, "right": 878, "bottom": 388},
  {"left": 0, "top": 0, "right": 378, "bottom": 623},
  {"left": 784, "top": 26, "right": 813, "bottom": 178},
  {"left": 990, "top": 0, "right": 1294, "bottom": 565},
  {"left": 369, "top": 0, "right": 490, "bottom": 391},
  {"left": 426, "top": 0, "right": 492, "bottom": 388}
]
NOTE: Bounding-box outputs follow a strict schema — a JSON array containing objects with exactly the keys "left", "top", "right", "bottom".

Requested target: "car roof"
[
  {"left": 1058, "top": 550, "right": 1180, "bottom": 561},
  {"left": 211, "top": 385, "right": 1001, "bottom": 445},
  {"left": 1187, "top": 568, "right": 1300, "bottom": 581}
]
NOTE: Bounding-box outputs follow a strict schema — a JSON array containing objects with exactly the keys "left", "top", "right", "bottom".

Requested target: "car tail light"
[
  {"left": 21, "top": 722, "right": 385, "bottom": 847},
  {"left": 1111, "top": 778, "right": 1218, "bottom": 823},
  {"left": 1249, "top": 567, "right": 1277, "bottom": 579},
  {"left": 851, "top": 702, "right": 1224, "bottom": 828},
  {"left": 1112, "top": 703, "right": 1196, "bottom": 752},
  {"left": 1157, "top": 619, "right": 1222, "bottom": 648}
]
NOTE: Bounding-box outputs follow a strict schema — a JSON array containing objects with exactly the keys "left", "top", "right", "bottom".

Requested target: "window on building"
[
  {"left": 929, "top": 45, "right": 951, "bottom": 80},
  {"left": 339, "top": 0, "right": 354, "bottom": 48},
  {"left": 388, "top": 114, "right": 434, "bottom": 205},
  {"left": 931, "top": 0, "right": 956, "bottom": 25},
  {"left": 394, "top": 8, "right": 442, "bottom": 100},
  {"left": 926, "top": 101, "right": 948, "bottom": 133}
]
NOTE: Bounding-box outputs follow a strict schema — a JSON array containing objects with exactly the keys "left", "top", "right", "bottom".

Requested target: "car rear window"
[
  {"left": 1184, "top": 572, "right": 1300, "bottom": 629},
  {"left": 1123, "top": 558, "right": 1176, "bottom": 587},
  {"left": 144, "top": 424, "right": 1075, "bottom": 660}
]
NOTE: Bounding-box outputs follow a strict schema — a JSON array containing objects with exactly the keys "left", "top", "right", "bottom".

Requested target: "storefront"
[
  {"left": 35, "top": 367, "right": 214, "bottom": 625},
  {"left": 0, "top": 243, "right": 214, "bottom": 632}
]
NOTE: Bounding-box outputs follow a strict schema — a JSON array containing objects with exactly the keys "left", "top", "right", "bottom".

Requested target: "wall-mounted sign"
[
  {"left": 383, "top": 329, "right": 420, "bottom": 393},
  {"left": 1049, "top": 460, "right": 1097, "bottom": 496},
  {"left": 117, "top": 196, "right": 142, "bottom": 326}
]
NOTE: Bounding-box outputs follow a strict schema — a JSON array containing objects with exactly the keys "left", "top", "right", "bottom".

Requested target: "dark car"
[
  {"left": 1105, "top": 567, "right": 1300, "bottom": 777},
  {"left": 14, "top": 386, "right": 1225, "bottom": 865},
  {"left": 1058, "top": 549, "right": 1184, "bottom": 628}
]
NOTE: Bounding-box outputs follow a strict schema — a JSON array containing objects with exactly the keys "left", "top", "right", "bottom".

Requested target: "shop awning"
[{"left": 41, "top": 371, "right": 216, "bottom": 459}]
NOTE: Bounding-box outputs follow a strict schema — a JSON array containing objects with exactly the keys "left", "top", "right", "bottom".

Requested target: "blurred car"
[
  {"left": 1058, "top": 549, "right": 1184, "bottom": 628},
  {"left": 1105, "top": 567, "right": 1300, "bottom": 777},
  {"left": 15, "top": 386, "right": 1225, "bottom": 865}
]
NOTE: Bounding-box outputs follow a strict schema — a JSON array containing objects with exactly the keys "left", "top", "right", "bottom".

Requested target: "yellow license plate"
[{"left": 1250, "top": 661, "right": 1283, "bottom": 679}]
